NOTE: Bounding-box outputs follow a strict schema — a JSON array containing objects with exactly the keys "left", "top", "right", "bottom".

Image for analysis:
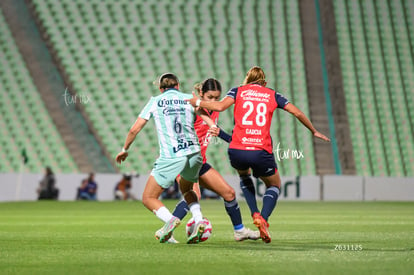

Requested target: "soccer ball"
[{"left": 185, "top": 217, "right": 212, "bottom": 242}]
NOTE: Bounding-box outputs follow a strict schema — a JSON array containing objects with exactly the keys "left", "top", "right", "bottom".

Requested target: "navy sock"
[
  {"left": 240, "top": 175, "right": 259, "bottom": 215},
  {"left": 172, "top": 199, "right": 189, "bottom": 220},
  {"left": 224, "top": 199, "right": 243, "bottom": 230},
  {"left": 261, "top": 186, "right": 280, "bottom": 221}
]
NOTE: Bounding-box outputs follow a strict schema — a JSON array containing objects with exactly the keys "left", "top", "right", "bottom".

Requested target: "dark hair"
[
  {"left": 200, "top": 78, "right": 222, "bottom": 95},
  {"left": 45, "top": 166, "right": 53, "bottom": 175},
  {"left": 158, "top": 73, "right": 179, "bottom": 89}
]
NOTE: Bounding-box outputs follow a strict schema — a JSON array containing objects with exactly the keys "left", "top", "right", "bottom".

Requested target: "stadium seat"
[
  {"left": 333, "top": 0, "right": 414, "bottom": 176},
  {"left": 0, "top": 11, "right": 78, "bottom": 173},
  {"left": 30, "top": 0, "right": 414, "bottom": 177}
]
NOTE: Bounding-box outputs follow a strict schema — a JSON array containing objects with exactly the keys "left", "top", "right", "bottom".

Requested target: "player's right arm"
[{"left": 115, "top": 117, "right": 148, "bottom": 163}]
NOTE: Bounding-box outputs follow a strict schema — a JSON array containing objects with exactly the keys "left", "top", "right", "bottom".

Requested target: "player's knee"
[
  {"left": 141, "top": 195, "right": 149, "bottom": 207},
  {"left": 141, "top": 193, "right": 154, "bottom": 208},
  {"left": 273, "top": 181, "right": 281, "bottom": 189},
  {"left": 272, "top": 174, "right": 282, "bottom": 189},
  {"left": 221, "top": 186, "right": 235, "bottom": 201},
  {"left": 260, "top": 174, "right": 281, "bottom": 189}
]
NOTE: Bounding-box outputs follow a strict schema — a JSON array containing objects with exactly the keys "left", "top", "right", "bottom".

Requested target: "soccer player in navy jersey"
[{"left": 187, "top": 66, "right": 330, "bottom": 243}]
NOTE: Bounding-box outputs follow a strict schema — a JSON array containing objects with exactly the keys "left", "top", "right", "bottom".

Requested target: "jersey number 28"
[{"left": 241, "top": 101, "right": 267, "bottom": 127}]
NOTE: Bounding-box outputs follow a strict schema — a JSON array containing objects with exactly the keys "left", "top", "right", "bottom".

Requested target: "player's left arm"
[
  {"left": 196, "top": 108, "right": 218, "bottom": 130},
  {"left": 206, "top": 126, "right": 231, "bottom": 141},
  {"left": 219, "top": 128, "right": 232, "bottom": 142},
  {"left": 284, "top": 103, "right": 331, "bottom": 142},
  {"left": 116, "top": 117, "right": 148, "bottom": 163}
]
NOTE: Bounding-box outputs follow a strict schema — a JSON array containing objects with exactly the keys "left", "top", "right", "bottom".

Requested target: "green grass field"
[{"left": 0, "top": 200, "right": 413, "bottom": 275}]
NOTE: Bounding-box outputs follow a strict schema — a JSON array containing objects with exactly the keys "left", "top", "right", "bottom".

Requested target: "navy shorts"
[
  {"left": 228, "top": 148, "right": 278, "bottom": 178},
  {"left": 199, "top": 162, "right": 212, "bottom": 176}
]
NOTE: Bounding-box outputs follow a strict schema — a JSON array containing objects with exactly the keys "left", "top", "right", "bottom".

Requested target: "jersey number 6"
[{"left": 174, "top": 117, "right": 183, "bottom": 134}]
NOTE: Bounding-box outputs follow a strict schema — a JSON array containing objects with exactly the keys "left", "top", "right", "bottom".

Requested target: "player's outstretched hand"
[
  {"left": 207, "top": 125, "right": 220, "bottom": 137},
  {"left": 314, "top": 131, "right": 331, "bottom": 142},
  {"left": 115, "top": 151, "right": 129, "bottom": 163},
  {"left": 185, "top": 92, "right": 198, "bottom": 107}
]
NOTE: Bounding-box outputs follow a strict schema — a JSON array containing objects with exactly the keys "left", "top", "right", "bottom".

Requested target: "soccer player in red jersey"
[
  {"left": 187, "top": 66, "right": 330, "bottom": 243},
  {"left": 156, "top": 78, "right": 260, "bottom": 242}
]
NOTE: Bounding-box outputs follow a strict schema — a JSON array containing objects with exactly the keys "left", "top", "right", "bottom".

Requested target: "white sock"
[
  {"left": 154, "top": 206, "right": 173, "bottom": 223},
  {"left": 189, "top": 202, "right": 203, "bottom": 223}
]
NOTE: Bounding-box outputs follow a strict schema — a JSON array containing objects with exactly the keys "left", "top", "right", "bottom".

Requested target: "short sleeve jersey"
[
  {"left": 139, "top": 88, "right": 200, "bottom": 158},
  {"left": 226, "top": 84, "right": 289, "bottom": 153},
  {"left": 81, "top": 180, "right": 97, "bottom": 193},
  {"left": 194, "top": 110, "right": 220, "bottom": 164}
]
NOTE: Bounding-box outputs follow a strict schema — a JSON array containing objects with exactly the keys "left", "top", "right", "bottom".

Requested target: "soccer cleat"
[
  {"left": 157, "top": 217, "right": 181, "bottom": 243},
  {"left": 252, "top": 212, "right": 271, "bottom": 243},
  {"left": 234, "top": 227, "right": 261, "bottom": 241},
  {"left": 187, "top": 221, "right": 206, "bottom": 244},
  {"left": 166, "top": 236, "right": 179, "bottom": 244},
  {"left": 155, "top": 229, "right": 179, "bottom": 244}
]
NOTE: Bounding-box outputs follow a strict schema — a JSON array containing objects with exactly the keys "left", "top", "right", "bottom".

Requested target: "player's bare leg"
[
  {"left": 142, "top": 175, "right": 165, "bottom": 211},
  {"left": 199, "top": 168, "right": 234, "bottom": 201},
  {"left": 200, "top": 168, "right": 259, "bottom": 241},
  {"left": 180, "top": 176, "right": 205, "bottom": 244},
  {"left": 142, "top": 175, "right": 180, "bottom": 243}
]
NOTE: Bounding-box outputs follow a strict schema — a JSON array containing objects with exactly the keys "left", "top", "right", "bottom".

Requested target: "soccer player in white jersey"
[
  {"left": 116, "top": 73, "right": 217, "bottom": 244},
  {"left": 156, "top": 79, "right": 260, "bottom": 243}
]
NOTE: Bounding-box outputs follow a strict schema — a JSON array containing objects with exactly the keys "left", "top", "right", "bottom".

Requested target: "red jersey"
[
  {"left": 194, "top": 110, "right": 219, "bottom": 163},
  {"left": 226, "top": 84, "right": 289, "bottom": 153}
]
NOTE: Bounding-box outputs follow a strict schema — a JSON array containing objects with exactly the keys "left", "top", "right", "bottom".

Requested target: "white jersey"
[{"left": 139, "top": 88, "right": 200, "bottom": 158}]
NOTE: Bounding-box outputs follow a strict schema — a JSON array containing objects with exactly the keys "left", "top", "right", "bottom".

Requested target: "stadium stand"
[
  {"left": 2, "top": 0, "right": 411, "bottom": 177},
  {"left": 0, "top": 11, "right": 77, "bottom": 173},
  {"left": 333, "top": 0, "right": 413, "bottom": 176},
  {"left": 27, "top": 0, "right": 315, "bottom": 176}
]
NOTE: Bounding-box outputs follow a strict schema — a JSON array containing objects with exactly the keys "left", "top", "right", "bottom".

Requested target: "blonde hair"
[
  {"left": 243, "top": 66, "right": 266, "bottom": 85},
  {"left": 193, "top": 82, "right": 203, "bottom": 93}
]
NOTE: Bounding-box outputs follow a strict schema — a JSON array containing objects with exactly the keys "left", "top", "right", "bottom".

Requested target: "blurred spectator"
[
  {"left": 77, "top": 173, "right": 97, "bottom": 200},
  {"left": 114, "top": 173, "right": 138, "bottom": 201},
  {"left": 37, "top": 166, "right": 59, "bottom": 200}
]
